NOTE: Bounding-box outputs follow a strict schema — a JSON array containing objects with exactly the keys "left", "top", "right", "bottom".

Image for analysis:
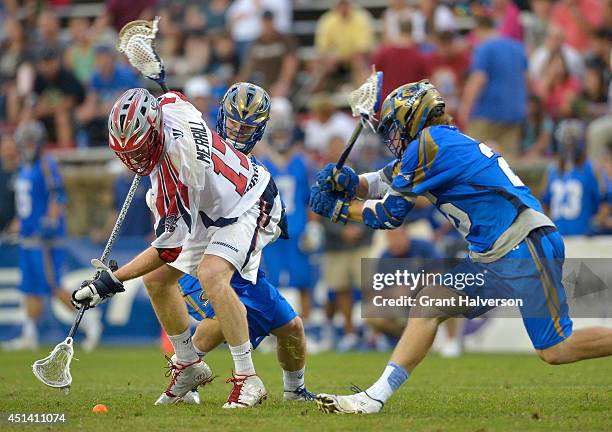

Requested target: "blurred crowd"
[{"left": 1, "top": 0, "right": 612, "bottom": 352}]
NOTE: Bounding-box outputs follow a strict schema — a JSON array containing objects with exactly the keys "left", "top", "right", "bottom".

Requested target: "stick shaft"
[
  {"left": 336, "top": 122, "right": 364, "bottom": 169},
  {"left": 100, "top": 175, "right": 141, "bottom": 264},
  {"left": 67, "top": 305, "right": 86, "bottom": 338}
]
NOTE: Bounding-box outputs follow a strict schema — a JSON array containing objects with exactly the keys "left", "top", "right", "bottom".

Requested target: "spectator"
[
  {"left": 381, "top": 0, "right": 414, "bottom": 44},
  {"left": 320, "top": 135, "right": 374, "bottom": 352},
  {"left": 371, "top": 18, "right": 429, "bottom": 101},
  {"left": 171, "top": 31, "right": 210, "bottom": 80},
  {"left": 96, "top": 0, "right": 158, "bottom": 32},
  {"left": 459, "top": 16, "right": 527, "bottom": 160},
  {"left": 30, "top": 46, "right": 85, "bottom": 147},
  {"left": 541, "top": 119, "right": 609, "bottom": 235},
  {"left": 206, "top": 31, "right": 241, "bottom": 89},
  {"left": 551, "top": 0, "right": 604, "bottom": 52},
  {"left": 521, "top": 94, "right": 554, "bottom": 159},
  {"left": 411, "top": 0, "right": 456, "bottom": 48},
  {"left": 183, "top": 76, "right": 215, "bottom": 125},
  {"left": 583, "top": 27, "right": 612, "bottom": 111},
  {"left": 238, "top": 10, "right": 298, "bottom": 98},
  {"left": 583, "top": 64, "right": 610, "bottom": 120},
  {"left": 314, "top": 0, "right": 374, "bottom": 90},
  {"left": 303, "top": 94, "right": 355, "bottom": 156},
  {"left": 523, "top": 0, "right": 554, "bottom": 54},
  {"left": 76, "top": 45, "right": 139, "bottom": 147},
  {"left": 0, "top": 17, "right": 28, "bottom": 124},
  {"left": 529, "top": 24, "right": 585, "bottom": 82},
  {"left": 202, "top": 0, "right": 230, "bottom": 33},
  {"left": 492, "top": 0, "right": 523, "bottom": 41},
  {"left": 0, "top": 134, "right": 18, "bottom": 233},
  {"left": 33, "top": 10, "right": 66, "bottom": 55},
  {"left": 64, "top": 17, "right": 96, "bottom": 85},
  {"left": 532, "top": 51, "right": 582, "bottom": 120},
  {"left": 426, "top": 31, "right": 471, "bottom": 116}
]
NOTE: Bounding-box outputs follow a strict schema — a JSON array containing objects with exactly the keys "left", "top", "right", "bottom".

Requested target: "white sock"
[
  {"left": 365, "top": 362, "right": 410, "bottom": 404},
  {"left": 283, "top": 366, "right": 305, "bottom": 391},
  {"left": 229, "top": 340, "right": 255, "bottom": 375},
  {"left": 22, "top": 317, "right": 38, "bottom": 342},
  {"left": 167, "top": 328, "right": 199, "bottom": 363}
]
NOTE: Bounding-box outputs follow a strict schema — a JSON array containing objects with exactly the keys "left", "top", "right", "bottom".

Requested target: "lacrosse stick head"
[
  {"left": 348, "top": 69, "right": 383, "bottom": 131},
  {"left": 117, "top": 17, "right": 165, "bottom": 83},
  {"left": 377, "top": 79, "right": 445, "bottom": 158},
  {"left": 32, "top": 337, "right": 74, "bottom": 391}
]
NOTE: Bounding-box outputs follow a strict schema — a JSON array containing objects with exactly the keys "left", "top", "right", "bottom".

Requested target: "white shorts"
[{"left": 169, "top": 183, "right": 283, "bottom": 283}]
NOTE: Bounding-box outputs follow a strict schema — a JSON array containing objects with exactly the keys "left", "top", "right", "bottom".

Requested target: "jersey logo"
[
  {"left": 164, "top": 213, "right": 179, "bottom": 233},
  {"left": 172, "top": 128, "right": 184, "bottom": 140}
]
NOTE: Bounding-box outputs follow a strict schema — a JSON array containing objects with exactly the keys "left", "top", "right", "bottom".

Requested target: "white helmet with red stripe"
[{"left": 108, "top": 88, "right": 163, "bottom": 176}]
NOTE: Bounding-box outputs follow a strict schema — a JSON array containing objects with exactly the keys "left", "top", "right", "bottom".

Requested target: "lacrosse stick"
[
  {"left": 117, "top": 17, "right": 168, "bottom": 92},
  {"left": 32, "top": 175, "right": 142, "bottom": 392},
  {"left": 335, "top": 67, "right": 383, "bottom": 169}
]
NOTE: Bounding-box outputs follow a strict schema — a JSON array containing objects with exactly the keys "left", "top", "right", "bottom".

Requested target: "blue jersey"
[
  {"left": 15, "top": 156, "right": 66, "bottom": 238},
  {"left": 390, "top": 125, "right": 552, "bottom": 258},
  {"left": 261, "top": 152, "right": 311, "bottom": 239},
  {"left": 541, "top": 160, "right": 607, "bottom": 236}
]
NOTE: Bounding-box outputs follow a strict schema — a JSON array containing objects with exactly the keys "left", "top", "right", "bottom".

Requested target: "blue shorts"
[
  {"left": 263, "top": 238, "right": 312, "bottom": 290},
  {"left": 19, "top": 246, "right": 64, "bottom": 296},
  {"left": 449, "top": 227, "right": 573, "bottom": 350},
  {"left": 177, "top": 269, "right": 297, "bottom": 349}
]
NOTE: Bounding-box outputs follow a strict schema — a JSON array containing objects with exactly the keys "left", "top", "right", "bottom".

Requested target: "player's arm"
[{"left": 40, "top": 157, "right": 66, "bottom": 239}]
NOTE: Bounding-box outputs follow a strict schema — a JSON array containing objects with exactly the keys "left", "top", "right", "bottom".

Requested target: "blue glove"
[
  {"left": 39, "top": 217, "right": 58, "bottom": 240},
  {"left": 309, "top": 184, "right": 350, "bottom": 224},
  {"left": 315, "top": 163, "right": 359, "bottom": 200}
]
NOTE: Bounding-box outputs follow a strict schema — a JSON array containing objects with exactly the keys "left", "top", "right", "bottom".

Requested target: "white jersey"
[{"left": 149, "top": 92, "right": 270, "bottom": 251}]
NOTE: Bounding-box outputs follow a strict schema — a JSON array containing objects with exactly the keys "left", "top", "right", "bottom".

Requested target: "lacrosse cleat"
[
  {"left": 316, "top": 391, "right": 384, "bottom": 414},
  {"left": 180, "top": 389, "right": 201, "bottom": 405},
  {"left": 154, "top": 356, "right": 213, "bottom": 405},
  {"left": 284, "top": 386, "right": 316, "bottom": 402},
  {"left": 223, "top": 373, "right": 267, "bottom": 408},
  {"left": 2, "top": 336, "right": 38, "bottom": 351}
]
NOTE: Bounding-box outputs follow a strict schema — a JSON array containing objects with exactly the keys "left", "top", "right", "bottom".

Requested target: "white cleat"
[
  {"left": 154, "top": 356, "right": 213, "bottom": 405},
  {"left": 439, "top": 339, "right": 462, "bottom": 358},
  {"left": 179, "top": 389, "right": 201, "bottom": 405},
  {"left": 284, "top": 386, "right": 316, "bottom": 402},
  {"left": 316, "top": 392, "right": 384, "bottom": 414},
  {"left": 222, "top": 373, "right": 267, "bottom": 408},
  {"left": 1, "top": 337, "right": 38, "bottom": 351}
]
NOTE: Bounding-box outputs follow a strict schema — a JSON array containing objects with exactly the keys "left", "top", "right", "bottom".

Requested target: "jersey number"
[
  {"left": 478, "top": 143, "right": 524, "bottom": 187},
  {"left": 550, "top": 179, "right": 583, "bottom": 220},
  {"left": 211, "top": 138, "right": 249, "bottom": 196},
  {"left": 15, "top": 179, "right": 32, "bottom": 219}
]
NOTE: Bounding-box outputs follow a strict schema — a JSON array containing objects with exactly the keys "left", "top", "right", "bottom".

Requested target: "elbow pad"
[
  {"left": 157, "top": 247, "right": 182, "bottom": 263},
  {"left": 362, "top": 191, "right": 415, "bottom": 230}
]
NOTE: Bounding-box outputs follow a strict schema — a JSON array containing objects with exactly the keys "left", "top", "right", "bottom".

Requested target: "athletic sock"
[
  {"left": 22, "top": 317, "right": 38, "bottom": 343},
  {"left": 283, "top": 366, "right": 305, "bottom": 391},
  {"left": 365, "top": 362, "right": 410, "bottom": 403},
  {"left": 229, "top": 341, "right": 255, "bottom": 375},
  {"left": 167, "top": 328, "right": 199, "bottom": 364}
]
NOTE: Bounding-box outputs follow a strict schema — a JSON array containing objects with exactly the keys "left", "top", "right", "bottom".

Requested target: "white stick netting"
[
  {"left": 348, "top": 69, "right": 382, "bottom": 120},
  {"left": 32, "top": 337, "right": 74, "bottom": 389},
  {"left": 116, "top": 17, "right": 162, "bottom": 79}
]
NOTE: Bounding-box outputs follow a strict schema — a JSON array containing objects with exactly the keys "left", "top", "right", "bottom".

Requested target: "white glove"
[
  {"left": 72, "top": 259, "right": 124, "bottom": 308},
  {"left": 300, "top": 220, "right": 324, "bottom": 252}
]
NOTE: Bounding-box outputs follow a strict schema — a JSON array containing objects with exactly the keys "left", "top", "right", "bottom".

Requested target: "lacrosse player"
[
  {"left": 2, "top": 122, "right": 101, "bottom": 352},
  {"left": 310, "top": 80, "right": 612, "bottom": 413},
  {"left": 73, "top": 84, "right": 283, "bottom": 408}
]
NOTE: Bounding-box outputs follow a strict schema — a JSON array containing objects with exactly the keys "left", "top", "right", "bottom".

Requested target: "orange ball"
[{"left": 92, "top": 404, "right": 108, "bottom": 413}]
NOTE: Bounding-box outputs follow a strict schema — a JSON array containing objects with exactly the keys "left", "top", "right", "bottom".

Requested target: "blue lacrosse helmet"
[{"left": 216, "top": 82, "right": 271, "bottom": 154}]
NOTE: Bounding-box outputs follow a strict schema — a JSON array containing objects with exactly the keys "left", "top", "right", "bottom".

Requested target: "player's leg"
[
  {"left": 192, "top": 318, "right": 225, "bottom": 354},
  {"left": 4, "top": 248, "right": 43, "bottom": 350},
  {"left": 144, "top": 264, "right": 213, "bottom": 404},
  {"left": 317, "top": 285, "right": 470, "bottom": 414},
  {"left": 519, "top": 228, "right": 612, "bottom": 364}
]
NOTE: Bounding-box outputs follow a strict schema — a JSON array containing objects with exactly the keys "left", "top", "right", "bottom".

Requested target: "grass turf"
[{"left": 0, "top": 346, "right": 611, "bottom": 431}]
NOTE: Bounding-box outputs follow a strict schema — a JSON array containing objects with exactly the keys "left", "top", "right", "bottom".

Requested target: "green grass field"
[{"left": 1, "top": 346, "right": 611, "bottom": 431}]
